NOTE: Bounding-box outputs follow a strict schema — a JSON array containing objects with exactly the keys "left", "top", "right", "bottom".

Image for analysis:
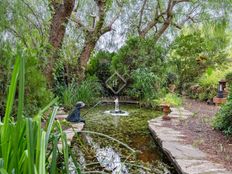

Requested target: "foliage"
[
  {"left": 192, "top": 67, "right": 232, "bottom": 100},
  {"left": 0, "top": 44, "right": 53, "bottom": 117},
  {"left": 169, "top": 21, "right": 229, "bottom": 94},
  {"left": 154, "top": 93, "right": 182, "bottom": 107},
  {"left": 111, "top": 37, "right": 166, "bottom": 101},
  {"left": 169, "top": 32, "right": 208, "bottom": 91},
  {"left": 87, "top": 51, "right": 114, "bottom": 95},
  {"left": 198, "top": 68, "right": 228, "bottom": 87},
  {"left": 61, "top": 76, "right": 102, "bottom": 110},
  {"left": 213, "top": 84, "right": 232, "bottom": 135},
  {"left": 0, "top": 43, "right": 13, "bottom": 116},
  {"left": 112, "top": 37, "right": 165, "bottom": 76},
  {"left": 24, "top": 54, "right": 53, "bottom": 116},
  {"left": 126, "top": 68, "right": 163, "bottom": 102},
  {"left": 225, "top": 71, "right": 232, "bottom": 85},
  {"left": 54, "top": 54, "right": 79, "bottom": 96},
  {"left": 213, "top": 72, "right": 232, "bottom": 135},
  {"left": 0, "top": 56, "right": 80, "bottom": 173}
]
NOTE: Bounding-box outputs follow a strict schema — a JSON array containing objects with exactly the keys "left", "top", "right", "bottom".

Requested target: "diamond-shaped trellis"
[{"left": 105, "top": 71, "right": 127, "bottom": 95}]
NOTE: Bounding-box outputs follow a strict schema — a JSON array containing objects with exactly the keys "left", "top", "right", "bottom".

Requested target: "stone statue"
[{"left": 66, "top": 101, "right": 85, "bottom": 123}]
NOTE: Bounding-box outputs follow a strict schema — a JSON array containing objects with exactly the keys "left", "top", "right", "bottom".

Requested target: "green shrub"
[
  {"left": 0, "top": 45, "right": 53, "bottom": 116},
  {"left": 169, "top": 32, "right": 209, "bottom": 91},
  {"left": 87, "top": 51, "right": 114, "bottom": 95},
  {"left": 53, "top": 55, "right": 79, "bottom": 96},
  {"left": 191, "top": 67, "right": 232, "bottom": 101},
  {"left": 111, "top": 37, "right": 166, "bottom": 101},
  {"left": 169, "top": 22, "right": 229, "bottom": 92},
  {"left": 213, "top": 84, "right": 232, "bottom": 135},
  {"left": 112, "top": 37, "right": 165, "bottom": 76},
  {"left": 61, "top": 76, "right": 102, "bottom": 110},
  {"left": 225, "top": 71, "right": 232, "bottom": 85},
  {"left": 154, "top": 93, "right": 182, "bottom": 107},
  {"left": 198, "top": 68, "right": 230, "bottom": 87},
  {"left": 0, "top": 43, "right": 13, "bottom": 116},
  {"left": 126, "top": 68, "right": 161, "bottom": 102},
  {"left": 24, "top": 56, "right": 53, "bottom": 116}
]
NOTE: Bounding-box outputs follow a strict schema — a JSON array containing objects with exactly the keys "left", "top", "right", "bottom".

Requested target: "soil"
[{"left": 172, "top": 98, "right": 232, "bottom": 171}]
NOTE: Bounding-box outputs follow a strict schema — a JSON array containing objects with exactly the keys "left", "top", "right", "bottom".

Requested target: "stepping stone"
[
  {"left": 56, "top": 114, "right": 68, "bottom": 120},
  {"left": 162, "top": 142, "right": 206, "bottom": 160},
  {"left": 176, "top": 159, "right": 231, "bottom": 174},
  {"left": 72, "top": 123, "right": 85, "bottom": 132},
  {"left": 66, "top": 132, "right": 75, "bottom": 141},
  {"left": 169, "top": 113, "right": 189, "bottom": 119},
  {"left": 170, "top": 111, "right": 193, "bottom": 116},
  {"left": 148, "top": 121, "right": 163, "bottom": 126},
  {"left": 57, "top": 141, "right": 71, "bottom": 151}
]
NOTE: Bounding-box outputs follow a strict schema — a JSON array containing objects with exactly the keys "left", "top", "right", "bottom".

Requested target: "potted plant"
[
  {"left": 160, "top": 103, "right": 171, "bottom": 120},
  {"left": 154, "top": 93, "right": 182, "bottom": 120}
]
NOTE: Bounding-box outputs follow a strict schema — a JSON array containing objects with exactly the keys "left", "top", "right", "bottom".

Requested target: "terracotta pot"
[{"left": 160, "top": 104, "right": 171, "bottom": 120}]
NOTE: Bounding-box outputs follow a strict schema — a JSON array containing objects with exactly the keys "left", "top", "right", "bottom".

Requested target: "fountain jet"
[{"left": 104, "top": 97, "right": 129, "bottom": 116}]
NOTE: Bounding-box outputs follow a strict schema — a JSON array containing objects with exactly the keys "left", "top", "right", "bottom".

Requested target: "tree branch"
[
  {"left": 174, "top": 0, "right": 190, "bottom": 4},
  {"left": 101, "top": 9, "right": 122, "bottom": 34},
  {"left": 64, "top": 0, "right": 75, "bottom": 9},
  {"left": 71, "top": 16, "right": 92, "bottom": 33},
  {"left": 171, "top": 3, "right": 200, "bottom": 29},
  {"left": 94, "top": 0, "right": 107, "bottom": 32},
  {"left": 138, "top": 0, "right": 148, "bottom": 34}
]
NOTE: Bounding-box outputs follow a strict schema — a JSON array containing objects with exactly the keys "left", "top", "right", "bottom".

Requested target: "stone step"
[
  {"left": 56, "top": 114, "right": 68, "bottom": 121},
  {"left": 56, "top": 112, "right": 85, "bottom": 151}
]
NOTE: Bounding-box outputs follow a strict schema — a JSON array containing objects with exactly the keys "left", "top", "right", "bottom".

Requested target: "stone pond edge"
[{"left": 149, "top": 123, "right": 183, "bottom": 174}]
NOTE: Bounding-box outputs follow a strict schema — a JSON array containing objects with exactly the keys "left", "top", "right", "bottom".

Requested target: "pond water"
[{"left": 72, "top": 104, "right": 176, "bottom": 174}]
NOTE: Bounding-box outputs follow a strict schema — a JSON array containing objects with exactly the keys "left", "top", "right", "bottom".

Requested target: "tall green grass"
[
  {"left": 0, "top": 56, "right": 80, "bottom": 173},
  {"left": 62, "top": 76, "right": 102, "bottom": 110}
]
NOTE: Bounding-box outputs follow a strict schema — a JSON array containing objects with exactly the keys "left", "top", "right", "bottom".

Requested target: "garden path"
[{"left": 149, "top": 101, "right": 232, "bottom": 174}]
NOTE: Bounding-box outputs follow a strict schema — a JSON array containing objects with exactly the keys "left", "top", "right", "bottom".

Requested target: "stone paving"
[
  {"left": 149, "top": 107, "right": 232, "bottom": 174},
  {"left": 56, "top": 108, "right": 84, "bottom": 150}
]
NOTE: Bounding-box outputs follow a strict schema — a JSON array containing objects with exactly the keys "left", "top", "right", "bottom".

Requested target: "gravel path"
[{"left": 173, "top": 98, "right": 232, "bottom": 171}]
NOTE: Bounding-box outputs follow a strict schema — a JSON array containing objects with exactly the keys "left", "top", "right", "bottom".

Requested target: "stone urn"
[{"left": 160, "top": 104, "right": 171, "bottom": 120}]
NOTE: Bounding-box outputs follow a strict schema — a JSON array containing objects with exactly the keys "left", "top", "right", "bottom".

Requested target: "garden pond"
[{"left": 71, "top": 104, "right": 177, "bottom": 174}]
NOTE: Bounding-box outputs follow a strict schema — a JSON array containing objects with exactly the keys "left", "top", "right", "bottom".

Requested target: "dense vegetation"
[
  {"left": 214, "top": 77, "right": 232, "bottom": 135},
  {"left": 0, "top": 57, "right": 80, "bottom": 173},
  {"left": 0, "top": 0, "right": 232, "bottom": 173}
]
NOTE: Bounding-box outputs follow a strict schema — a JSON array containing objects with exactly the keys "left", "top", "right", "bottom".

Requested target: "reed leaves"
[{"left": 0, "top": 51, "right": 77, "bottom": 173}]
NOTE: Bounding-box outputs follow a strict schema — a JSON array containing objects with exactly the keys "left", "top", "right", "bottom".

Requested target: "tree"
[
  {"left": 71, "top": 0, "right": 123, "bottom": 81},
  {"left": 47, "top": 0, "right": 75, "bottom": 87},
  {"left": 136, "top": 0, "right": 200, "bottom": 40},
  {"left": 47, "top": 0, "right": 232, "bottom": 83}
]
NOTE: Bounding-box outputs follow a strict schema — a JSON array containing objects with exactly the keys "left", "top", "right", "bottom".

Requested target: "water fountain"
[
  {"left": 104, "top": 97, "right": 129, "bottom": 116},
  {"left": 104, "top": 72, "right": 129, "bottom": 116}
]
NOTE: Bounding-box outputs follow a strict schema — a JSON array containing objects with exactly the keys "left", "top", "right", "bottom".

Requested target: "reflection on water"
[{"left": 72, "top": 105, "right": 176, "bottom": 174}]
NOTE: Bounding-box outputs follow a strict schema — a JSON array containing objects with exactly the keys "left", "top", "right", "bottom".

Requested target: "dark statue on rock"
[{"left": 66, "top": 101, "right": 85, "bottom": 123}]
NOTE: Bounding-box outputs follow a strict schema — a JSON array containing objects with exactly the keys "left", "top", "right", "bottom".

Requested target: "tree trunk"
[
  {"left": 78, "top": 39, "right": 96, "bottom": 82},
  {"left": 72, "top": 0, "right": 118, "bottom": 82},
  {"left": 46, "top": 0, "right": 75, "bottom": 88}
]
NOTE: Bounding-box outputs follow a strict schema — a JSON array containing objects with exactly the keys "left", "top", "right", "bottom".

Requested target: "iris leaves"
[{"left": 0, "top": 52, "right": 79, "bottom": 173}]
